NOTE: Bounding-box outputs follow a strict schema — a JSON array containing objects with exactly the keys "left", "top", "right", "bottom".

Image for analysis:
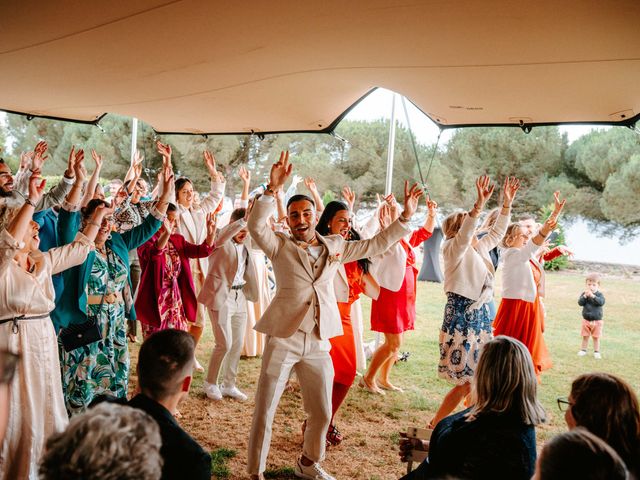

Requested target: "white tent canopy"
[{"left": 1, "top": 0, "right": 639, "bottom": 134}]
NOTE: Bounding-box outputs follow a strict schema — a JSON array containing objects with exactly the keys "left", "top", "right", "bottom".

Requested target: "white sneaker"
[
  {"left": 577, "top": 350, "right": 587, "bottom": 356},
  {"left": 204, "top": 381, "right": 222, "bottom": 401},
  {"left": 221, "top": 386, "right": 248, "bottom": 401},
  {"left": 594, "top": 352, "right": 602, "bottom": 359},
  {"left": 194, "top": 357, "right": 204, "bottom": 372},
  {"left": 294, "top": 457, "right": 336, "bottom": 480}
]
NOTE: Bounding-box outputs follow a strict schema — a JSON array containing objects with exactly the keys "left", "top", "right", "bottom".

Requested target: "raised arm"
[
  {"left": 64, "top": 149, "right": 86, "bottom": 207},
  {"left": 4, "top": 173, "right": 47, "bottom": 252},
  {"left": 304, "top": 177, "right": 324, "bottom": 214},
  {"left": 81, "top": 150, "right": 103, "bottom": 207},
  {"left": 238, "top": 166, "right": 251, "bottom": 207},
  {"left": 33, "top": 142, "right": 75, "bottom": 211},
  {"left": 200, "top": 150, "right": 226, "bottom": 213}
]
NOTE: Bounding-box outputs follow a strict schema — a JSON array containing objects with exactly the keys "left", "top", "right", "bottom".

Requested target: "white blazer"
[
  {"left": 175, "top": 181, "right": 225, "bottom": 275},
  {"left": 442, "top": 210, "right": 510, "bottom": 301},
  {"left": 499, "top": 239, "right": 541, "bottom": 303},
  {"left": 333, "top": 263, "right": 380, "bottom": 303}
]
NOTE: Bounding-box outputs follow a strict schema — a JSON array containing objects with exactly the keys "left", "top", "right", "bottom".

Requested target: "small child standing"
[{"left": 577, "top": 273, "right": 606, "bottom": 359}]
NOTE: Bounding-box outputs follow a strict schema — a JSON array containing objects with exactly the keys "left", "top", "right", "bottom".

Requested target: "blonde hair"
[
  {"left": 468, "top": 336, "right": 546, "bottom": 425},
  {"left": 501, "top": 223, "right": 524, "bottom": 249},
  {"left": 443, "top": 211, "right": 467, "bottom": 239},
  {"left": 585, "top": 272, "right": 601, "bottom": 284}
]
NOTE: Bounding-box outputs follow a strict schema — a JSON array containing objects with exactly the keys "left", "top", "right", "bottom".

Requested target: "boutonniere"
[{"left": 328, "top": 252, "right": 341, "bottom": 264}]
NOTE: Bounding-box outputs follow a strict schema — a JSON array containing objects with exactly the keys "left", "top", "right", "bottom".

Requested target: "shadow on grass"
[{"left": 264, "top": 466, "right": 296, "bottom": 478}]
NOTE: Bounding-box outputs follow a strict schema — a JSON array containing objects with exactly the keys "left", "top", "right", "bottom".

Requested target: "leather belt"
[{"left": 87, "top": 292, "right": 124, "bottom": 304}]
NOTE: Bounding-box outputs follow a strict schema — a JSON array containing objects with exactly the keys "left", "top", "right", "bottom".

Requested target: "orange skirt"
[
  {"left": 493, "top": 296, "right": 552, "bottom": 376},
  {"left": 329, "top": 302, "right": 357, "bottom": 386}
]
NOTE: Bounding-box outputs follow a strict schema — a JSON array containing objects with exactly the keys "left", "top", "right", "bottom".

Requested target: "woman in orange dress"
[
  {"left": 316, "top": 201, "right": 377, "bottom": 446},
  {"left": 493, "top": 193, "right": 565, "bottom": 377}
]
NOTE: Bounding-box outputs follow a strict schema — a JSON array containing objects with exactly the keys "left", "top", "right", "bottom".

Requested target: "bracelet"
[
  {"left": 87, "top": 221, "right": 101, "bottom": 227},
  {"left": 265, "top": 184, "right": 276, "bottom": 194},
  {"left": 398, "top": 213, "right": 410, "bottom": 223},
  {"left": 24, "top": 198, "right": 36, "bottom": 208},
  {"left": 473, "top": 203, "right": 482, "bottom": 211}
]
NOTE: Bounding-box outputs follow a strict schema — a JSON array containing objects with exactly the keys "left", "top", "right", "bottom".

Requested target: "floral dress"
[
  {"left": 61, "top": 248, "right": 129, "bottom": 415},
  {"left": 141, "top": 241, "right": 188, "bottom": 338}
]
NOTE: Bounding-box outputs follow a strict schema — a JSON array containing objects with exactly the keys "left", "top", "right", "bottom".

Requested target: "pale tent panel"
[{"left": 1, "top": 0, "right": 639, "bottom": 134}]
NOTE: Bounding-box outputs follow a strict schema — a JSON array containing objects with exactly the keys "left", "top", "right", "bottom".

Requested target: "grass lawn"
[{"left": 129, "top": 270, "right": 640, "bottom": 479}]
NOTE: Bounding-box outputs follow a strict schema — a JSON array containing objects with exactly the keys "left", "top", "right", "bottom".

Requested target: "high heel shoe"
[{"left": 358, "top": 377, "right": 385, "bottom": 395}]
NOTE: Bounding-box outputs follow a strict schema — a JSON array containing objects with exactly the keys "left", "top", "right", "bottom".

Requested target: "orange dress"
[
  {"left": 493, "top": 261, "right": 552, "bottom": 377},
  {"left": 330, "top": 262, "right": 365, "bottom": 386}
]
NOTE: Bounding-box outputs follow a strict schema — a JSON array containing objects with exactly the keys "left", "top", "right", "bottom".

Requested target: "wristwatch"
[{"left": 24, "top": 198, "right": 36, "bottom": 208}]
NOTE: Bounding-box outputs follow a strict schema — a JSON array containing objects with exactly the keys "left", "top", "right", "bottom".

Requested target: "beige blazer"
[
  {"left": 247, "top": 198, "right": 410, "bottom": 339},
  {"left": 198, "top": 220, "right": 259, "bottom": 311},
  {"left": 175, "top": 180, "right": 225, "bottom": 275},
  {"left": 442, "top": 209, "right": 510, "bottom": 301},
  {"left": 333, "top": 263, "right": 380, "bottom": 303}
]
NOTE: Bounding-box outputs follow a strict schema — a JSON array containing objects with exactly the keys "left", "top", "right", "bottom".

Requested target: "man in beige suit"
[
  {"left": 247, "top": 151, "right": 424, "bottom": 480},
  {"left": 198, "top": 208, "right": 259, "bottom": 402}
]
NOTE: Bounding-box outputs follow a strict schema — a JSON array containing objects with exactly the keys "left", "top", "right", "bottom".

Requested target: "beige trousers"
[{"left": 247, "top": 330, "right": 333, "bottom": 475}]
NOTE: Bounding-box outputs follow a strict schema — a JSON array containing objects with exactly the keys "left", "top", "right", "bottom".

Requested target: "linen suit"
[
  {"left": 246, "top": 197, "right": 410, "bottom": 474},
  {"left": 198, "top": 220, "right": 259, "bottom": 388}
]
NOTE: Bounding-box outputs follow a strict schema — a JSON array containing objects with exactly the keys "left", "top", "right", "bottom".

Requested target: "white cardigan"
[
  {"left": 442, "top": 209, "right": 510, "bottom": 301},
  {"left": 500, "top": 239, "right": 543, "bottom": 303}
]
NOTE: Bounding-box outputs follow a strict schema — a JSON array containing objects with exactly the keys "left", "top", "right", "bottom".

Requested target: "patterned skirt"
[{"left": 438, "top": 292, "right": 493, "bottom": 385}]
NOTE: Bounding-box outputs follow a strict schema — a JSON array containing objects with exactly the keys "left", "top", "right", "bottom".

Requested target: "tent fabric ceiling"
[{"left": 1, "top": 0, "right": 639, "bottom": 134}]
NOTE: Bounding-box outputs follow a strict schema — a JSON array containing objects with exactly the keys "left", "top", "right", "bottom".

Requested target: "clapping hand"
[
  {"left": 383, "top": 193, "right": 400, "bottom": 222},
  {"left": 402, "top": 181, "right": 425, "bottom": 220},
  {"left": 27, "top": 173, "right": 47, "bottom": 205},
  {"left": 32, "top": 141, "right": 49, "bottom": 172},
  {"left": 72, "top": 148, "right": 86, "bottom": 183}
]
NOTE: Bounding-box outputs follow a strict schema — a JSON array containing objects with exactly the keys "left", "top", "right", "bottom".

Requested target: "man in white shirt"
[{"left": 198, "top": 208, "right": 259, "bottom": 402}]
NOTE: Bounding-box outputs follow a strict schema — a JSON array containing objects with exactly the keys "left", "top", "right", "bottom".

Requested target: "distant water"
[{"left": 564, "top": 218, "right": 640, "bottom": 265}]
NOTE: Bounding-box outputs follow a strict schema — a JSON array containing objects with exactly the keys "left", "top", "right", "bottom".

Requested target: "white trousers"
[
  {"left": 247, "top": 330, "right": 333, "bottom": 475},
  {"left": 206, "top": 290, "right": 247, "bottom": 387}
]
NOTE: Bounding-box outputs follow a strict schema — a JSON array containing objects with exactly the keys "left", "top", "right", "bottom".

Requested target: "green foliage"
[
  {"left": 210, "top": 447, "right": 237, "bottom": 478},
  {"left": 264, "top": 466, "right": 297, "bottom": 479}
]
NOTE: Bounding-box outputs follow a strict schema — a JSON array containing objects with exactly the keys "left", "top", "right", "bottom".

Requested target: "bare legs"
[
  {"left": 430, "top": 383, "right": 471, "bottom": 428},
  {"left": 363, "top": 333, "right": 403, "bottom": 391}
]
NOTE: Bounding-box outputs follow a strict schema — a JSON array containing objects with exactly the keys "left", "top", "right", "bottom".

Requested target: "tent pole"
[
  {"left": 384, "top": 94, "right": 397, "bottom": 195},
  {"left": 130, "top": 117, "right": 138, "bottom": 165}
]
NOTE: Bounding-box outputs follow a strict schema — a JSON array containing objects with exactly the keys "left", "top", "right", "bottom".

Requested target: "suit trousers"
[
  {"left": 191, "top": 259, "right": 208, "bottom": 328},
  {"left": 247, "top": 330, "right": 333, "bottom": 474},
  {"left": 206, "top": 290, "right": 247, "bottom": 387}
]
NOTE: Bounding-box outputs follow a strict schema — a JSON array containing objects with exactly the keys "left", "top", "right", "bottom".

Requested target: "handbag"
[{"left": 59, "top": 250, "right": 112, "bottom": 352}]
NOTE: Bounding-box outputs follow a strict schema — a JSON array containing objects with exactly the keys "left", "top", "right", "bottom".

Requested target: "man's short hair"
[
  {"left": 137, "top": 330, "right": 195, "bottom": 400},
  {"left": 518, "top": 214, "right": 536, "bottom": 222},
  {"left": 230, "top": 208, "right": 246, "bottom": 223},
  {"left": 286, "top": 194, "right": 315, "bottom": 209}
]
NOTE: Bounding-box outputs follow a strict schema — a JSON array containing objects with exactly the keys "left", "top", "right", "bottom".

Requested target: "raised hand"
[
  {"left": 239, "top": 166, "right": 251, "bottom": 185},
  {"left": 401, "top": 182, "right": 425, "bottom": 220},
  {"left": 378, "top": 203, "right": 392, "bottom": 229},
  {"left": 383, "top": 193, "right": 400, "bottom": 221},
  {"left": 550, "top": 191, "right": 566, "bottom": 220},
  {"left": 73, "top": 149, "right": 86, "bottom": 182},
  {"left": 426, "top": 195, "right": 438, "bottom": 215},
  {"left": 556, "top": 244, "right": 573, "bottom": 257},
  {"left": 28, "top": 173, "right": 47, "bottom": 204},
  {"left": 203, "top": 150, "right": 224, "bottom": 182},
  {"left": 474, "top": 175, "right": 495, "bottom": 209},
  {"left": 268, "top": 151, "right": 293, "bottom": 191},
  {"left": 156, "top": 141, "right": 172, "bottom": 162},
  {"left": 132, "top": 151, "right": 144, "bottom": 179},
  {"left": 19, "top": 151, "right": 34, "bottom": 171},
  {"left": 160, "top": 161, "right": 174, "bottom": 200},
  {"left": 502, "top": 176, "right": 520, "bottom": 207},
  {"left": 32, "top": 141, "right": 49, "bottom": 171},
  {"left": 342, "top": 185, "right": 355, "bottom": 211},
  {"left": 304, "top": 177, "right": 318, "bottom": 194},
  {"left": 92, "top": 202, "right": 115, "bottom": 222},
  {"left": 162, "top": 217, "right": 176, "bottom": 235},
  {"left": 91, "top": 149, "right": 103, "bottom": 170},
  {"left": 205, "top": 212, "right": 217, "bottom": 245}
]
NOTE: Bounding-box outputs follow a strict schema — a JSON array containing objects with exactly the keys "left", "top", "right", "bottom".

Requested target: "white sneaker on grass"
[
  {"left": 577, "top": 350, "right": 587, "bottom": 356},
  {"left": 294, "top": 457, "right": 336, "bottom": 480},
  {"left": 594, "top": 352, "right": 602, "bottom": 359},
  {"left": 194, "top": 357, "right": 204, "bottom": 372},
  {"left": 221, "top": 386, "right": 248, "bottom": 401},
  {"left": 204, "top": 381, "right": 222, "bottom": 401}
]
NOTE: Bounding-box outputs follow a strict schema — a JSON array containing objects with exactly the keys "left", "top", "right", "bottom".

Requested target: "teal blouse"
[{"left": 53, "top": 208, "right": 161, "bottom": 330}]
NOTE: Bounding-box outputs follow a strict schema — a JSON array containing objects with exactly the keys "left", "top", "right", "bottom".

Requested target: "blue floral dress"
[
  {"left": 438, "top": 292, "right": 493, "bottom": 384},
  {"left": 61, "top": 248, "right": 129, "bottom": 415}
]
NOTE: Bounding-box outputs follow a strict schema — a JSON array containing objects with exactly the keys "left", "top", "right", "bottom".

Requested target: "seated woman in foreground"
[{"left": 400, "top": 335, "right": 546, "bottom": 480}]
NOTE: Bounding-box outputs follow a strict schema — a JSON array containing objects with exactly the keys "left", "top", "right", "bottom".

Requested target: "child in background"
[{"left": 577, "top": 273, "right": 606, "bottom": 359}]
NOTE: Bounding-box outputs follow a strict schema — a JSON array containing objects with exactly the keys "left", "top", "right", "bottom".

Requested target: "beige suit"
[
  {"left": 198, "top": 220, "right": 259, "bottom": 387},
  {"left": 246, "top": 197, "right": 410, "bottom": 475},
  {"left": 175, "top": 180, "right": 225, "bottom": 328}
]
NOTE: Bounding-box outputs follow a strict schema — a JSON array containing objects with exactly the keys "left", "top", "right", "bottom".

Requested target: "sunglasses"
[{"left": 0, "top": 350, "right": 20, "bottom": 385}]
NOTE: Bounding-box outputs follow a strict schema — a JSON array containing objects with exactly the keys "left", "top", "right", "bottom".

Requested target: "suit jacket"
[
  {"left": 128, "top": 394, "right": 211, "bottom": 480},
  {"left": 333, "top": 263, "right": 380, "bottom": 302},
  {"left": 198, "top": 220, "right": 259, "bottom": 311},
  {"left": 136, "top": 232, "right": 213, "bottom": 327},
  {"left": 175, "top": 180, "right": 224, "bottom": 275},
  {"left": 247, "top": 197, "right": 410, "bottom": 339}
]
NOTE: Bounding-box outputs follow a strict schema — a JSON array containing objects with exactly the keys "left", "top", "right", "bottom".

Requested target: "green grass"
[
  {"left": 357, "top": 270, "right": 640, "bottom": 444},
  {"left": 210, "top": 448, "right": 237, "bottom": 478},
  {"left": 264, "top": 466, "right": 296, "bottom": 478}
]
